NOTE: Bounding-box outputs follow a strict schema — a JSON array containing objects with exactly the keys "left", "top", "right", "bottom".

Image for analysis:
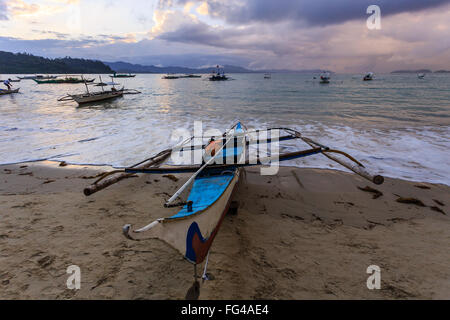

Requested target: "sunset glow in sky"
[{"left": 0, "top": 0, "right": 449, "bottom": 72}]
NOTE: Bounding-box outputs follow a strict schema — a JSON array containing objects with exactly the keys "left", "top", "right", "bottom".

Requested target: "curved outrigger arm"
[
  {"left": 285, "top": 128, "right": 384, "bottom": 185},
  {"left": 122, "top": 218, "right": 165, "bottom": 241}
]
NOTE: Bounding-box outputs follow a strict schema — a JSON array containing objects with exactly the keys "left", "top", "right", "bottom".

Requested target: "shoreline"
[
  {"left": 0, "top": 160, "right": 449, "bottom": 299},
  {"left": 2, "top": 159, "right": 449, "bottom": 188}
]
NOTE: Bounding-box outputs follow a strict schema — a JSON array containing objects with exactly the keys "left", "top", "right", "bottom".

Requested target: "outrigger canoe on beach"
[{"left": 83, "top": 121, "right": 383, "bottom": 299}]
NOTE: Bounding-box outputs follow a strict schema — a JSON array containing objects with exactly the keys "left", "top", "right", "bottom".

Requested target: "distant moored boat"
[
  {"left": 363, "top": 72, "right": 374, "bottom": 81},
  {"left": 319, "top": 72, "right": 330, "bottom": 84},
  {"left": 34, "top": 75, "right": 95, "bottom": 84},
  {"left": 162, "top": 74, "right": 180, "bottom": 79},
  {"left": 110, "top": 73, "right": 136, "bottom": 78},
  {"left": 209, "top": 65, "right": 229, "bottom": 81}
]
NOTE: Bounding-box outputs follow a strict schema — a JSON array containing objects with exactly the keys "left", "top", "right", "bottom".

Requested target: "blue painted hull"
[{"left": 147, "top": 122, "right": 245, "bottom": 264}]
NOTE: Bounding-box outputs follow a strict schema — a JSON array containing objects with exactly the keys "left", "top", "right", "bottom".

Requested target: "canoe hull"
[
  {"left": 149, "top": 170, "right": 240, "bottom": 264},
  {"left": 0, "top": 88, "right": 20, "bottom": 95},
  {"left": 72, "top": 91, "right": 124, "bottom": 104},
  {"left": 127, "top": 122, "right": 245, "bottom": 265}
]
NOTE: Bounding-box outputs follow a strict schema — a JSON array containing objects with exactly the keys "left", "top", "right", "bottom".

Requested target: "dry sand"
[{"left": 0, "top": 161, "right": 449, "bottom": 299}]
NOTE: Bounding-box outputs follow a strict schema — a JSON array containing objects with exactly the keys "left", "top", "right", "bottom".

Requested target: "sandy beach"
[{"left": 0, "top": 161, "right": 449, "bottom": 300}]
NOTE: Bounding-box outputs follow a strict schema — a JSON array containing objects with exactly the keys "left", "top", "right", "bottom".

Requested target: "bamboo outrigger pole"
[
  {"left": 83, "top": 149, "right": 171, "bottom": 196},
  {"left": 84, "top": 125, "right": 384, "bottom": 197},
  {"left": 83, "top": 133, "right": 197, "bottom": 196}
]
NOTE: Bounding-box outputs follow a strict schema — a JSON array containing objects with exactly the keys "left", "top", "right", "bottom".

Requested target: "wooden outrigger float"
[{"left": 83, "top": 122, "right": 384, "bottom": 299}]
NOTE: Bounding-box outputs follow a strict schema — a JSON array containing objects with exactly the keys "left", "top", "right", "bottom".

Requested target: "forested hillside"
[{"left": 0, "top": 51, "right": 114, "bottom": 74}]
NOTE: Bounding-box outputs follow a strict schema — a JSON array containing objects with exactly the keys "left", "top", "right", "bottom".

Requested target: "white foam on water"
[
  {"left": 1, "top": 73, "right": 449, "bottom": 186},
  {"left": 277, "top": 123, "right": 450, "bottom": 186}
]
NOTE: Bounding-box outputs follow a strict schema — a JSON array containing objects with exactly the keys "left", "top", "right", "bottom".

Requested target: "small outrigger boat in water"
[
  {"left": 83, "top": 121, "right": 384, "bottom": 299},
  {"left": 0, "top": 88, "right": 20, "bottom": 95},
  {"left": 363, "top": 72, "right": 374, "bottom": 81},
  {"left": 209, "top": 65, "right": 229, "bottom": 81},
  {"left": 209, "top": 74, "right": 229, "bottom": 81},
  {"left": 59, "top": 87, "right": 125, "bottom": 105},
  {"left": 180, "top": 74, "right": 202, "bottom": 78},
  {"left": 162, "top": 74, "right": 180, "bottom": 79},
  {"left": 58, "top": 76, "right": 140, "bottom": 105},
  {"left": 418, "top": 73, "right": 425, "bottom": 79}
]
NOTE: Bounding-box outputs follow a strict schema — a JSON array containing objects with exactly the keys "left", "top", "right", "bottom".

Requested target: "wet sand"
[{"left": 0, "top": 161, "right": 449, "bottom": 299}]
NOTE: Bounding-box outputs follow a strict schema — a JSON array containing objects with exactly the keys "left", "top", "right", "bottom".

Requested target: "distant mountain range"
[
  {"left": 104, "top": 61, "right": 251, "bottom": 74},
  {"left": 0, "top": 51, "right": 113, "bottom": 74},
  {"left": 5, "top": 50, "right": 448, "bottom": 75},
  {"left": 104, "top": 61, "right": 331, "bottom": 74},
  {"left": 0, "top": 51, "right": 332, "bottom": 74},
  {"left": 390, "top": 69, "right": 450, "bottom": 74}
]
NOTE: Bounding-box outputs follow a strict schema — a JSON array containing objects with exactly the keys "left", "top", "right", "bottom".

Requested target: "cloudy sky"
[{"left": 0, "top": 0, "right": 449, "bottom": 72}]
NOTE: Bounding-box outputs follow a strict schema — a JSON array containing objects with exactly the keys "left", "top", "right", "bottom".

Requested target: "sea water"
[{"left": 0, "top": 73, "right": 449, "bottom": 185}]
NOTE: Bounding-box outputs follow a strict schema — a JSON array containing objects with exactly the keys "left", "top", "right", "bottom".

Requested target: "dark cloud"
[
  {"left": 0, "top": 0, "right": 8, "bottom": 20},
  {"left": 118, "top": 53, "right": 252, "bottom": 68},
  {"left": 159, "top": 22, "right": 237, "bottom": 47},
  {"left": 160, "top": 0, "right": 450, "bottom": 26},
  {"left": 0, "top": 35, "right": 251, "bottom": 68},
  {"left": 0, "top": 36, "right": 115, "bottom": 55},
  {"left": 157, "top": 17, "right": 315, "bottom": 56},
  {"left": 153, "top": 2, "right": 450, "bottom": 72}
]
